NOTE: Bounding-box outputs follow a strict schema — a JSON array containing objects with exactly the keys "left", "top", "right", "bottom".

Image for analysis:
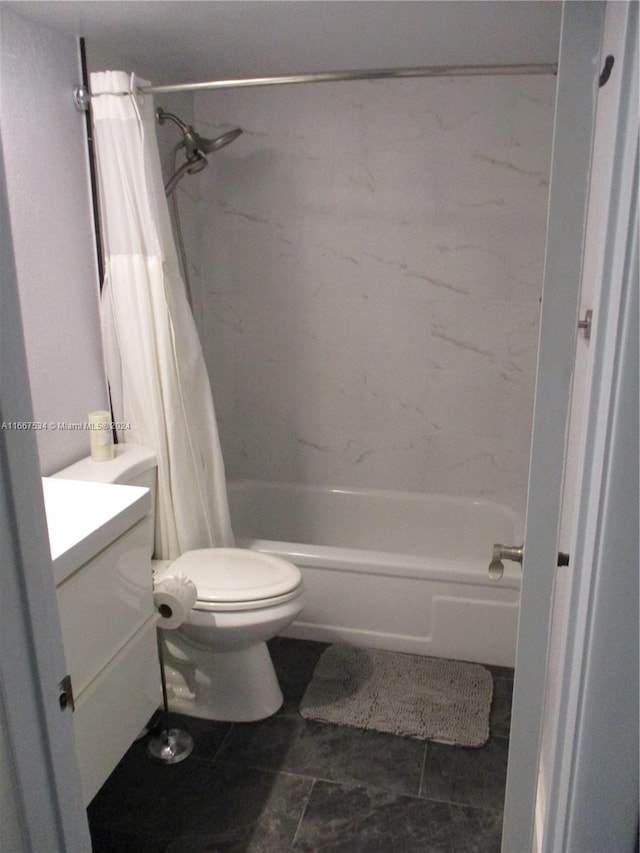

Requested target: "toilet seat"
[{"left": 170, "top": 548, "right": 303, "bottom": 613}]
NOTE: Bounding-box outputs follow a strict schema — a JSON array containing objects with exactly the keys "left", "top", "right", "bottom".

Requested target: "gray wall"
[{"left": 0, "top": 7, "right": 108, "bottom": 474}]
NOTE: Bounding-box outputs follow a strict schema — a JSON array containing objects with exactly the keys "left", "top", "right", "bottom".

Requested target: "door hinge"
[
  {"left": 58, "top": 674, "right": 75, "bottom": 713},
  {"left": 578, "top": 309, "right": 593, "bottom": 339}
]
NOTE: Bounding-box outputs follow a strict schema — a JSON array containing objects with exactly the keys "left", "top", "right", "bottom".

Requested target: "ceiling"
[{"left": 7, "top": 1, "right": 562, "bottom": 85}]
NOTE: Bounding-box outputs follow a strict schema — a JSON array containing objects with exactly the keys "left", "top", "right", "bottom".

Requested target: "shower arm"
[{"left": 156, "top": 107, "right": 189, "bottom": 133}]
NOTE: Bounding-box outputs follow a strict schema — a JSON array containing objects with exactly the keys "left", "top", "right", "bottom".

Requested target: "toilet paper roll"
[{"left": 153, "top": 570, "right": 198, "bottom": 630}]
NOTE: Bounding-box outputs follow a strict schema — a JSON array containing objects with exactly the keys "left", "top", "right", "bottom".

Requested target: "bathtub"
[{"left": 227, "top": 480, "right": 521, "bottom": 667}]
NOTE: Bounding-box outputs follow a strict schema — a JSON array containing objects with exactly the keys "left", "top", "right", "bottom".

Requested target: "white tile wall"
[{"left": 194, "top": 75, "right": 555, "bottom": 520}]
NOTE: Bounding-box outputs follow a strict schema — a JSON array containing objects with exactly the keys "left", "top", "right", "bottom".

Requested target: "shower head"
[
  {"left": 157, "top": 106, "right": 242, "bottom": 195},
  {"left": 200, "top": 127, "right": 244, "bottom": 153},
  {"left": 180, "top": 125, "right": 243, "bottom": 158}
]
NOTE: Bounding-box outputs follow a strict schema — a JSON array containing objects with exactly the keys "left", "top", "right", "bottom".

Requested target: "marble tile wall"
[{"left": 194, "top": 75, "right": 555, "bottom": 519}]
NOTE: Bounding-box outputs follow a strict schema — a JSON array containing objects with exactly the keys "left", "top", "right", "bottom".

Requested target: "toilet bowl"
[
  {"left": 52, "top": 443, "right": 305, "bottom": 724},
  {"left": 159, "top": 548, "right": 305, "bottom": 721}
]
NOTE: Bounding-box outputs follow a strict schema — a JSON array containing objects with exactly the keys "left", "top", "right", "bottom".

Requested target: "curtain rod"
[{"left": 139, "top": 62, "right": 558, "bottom": 95}]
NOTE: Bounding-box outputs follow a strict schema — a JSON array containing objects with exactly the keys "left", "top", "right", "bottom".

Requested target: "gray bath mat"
[{"left": 300, "top": 646, "right": 493, "bottom": 747}]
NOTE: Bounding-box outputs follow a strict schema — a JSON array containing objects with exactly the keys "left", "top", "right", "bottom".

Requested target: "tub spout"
[{"left": 489, "top": 543, "right": 524, "bottom": 581}]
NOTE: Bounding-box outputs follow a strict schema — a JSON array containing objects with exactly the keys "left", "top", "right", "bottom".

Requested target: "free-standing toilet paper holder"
[{"left": 147, "top": 628, "right": 193, "bottom": 764}]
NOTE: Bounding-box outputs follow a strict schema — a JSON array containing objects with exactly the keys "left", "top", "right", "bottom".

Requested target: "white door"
[{"left": 500, "top": 4, "right": 606, "bottom": 851}]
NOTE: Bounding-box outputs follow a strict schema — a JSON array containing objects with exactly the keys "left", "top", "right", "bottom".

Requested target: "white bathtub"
[{"left": 227, "top": 480, "right": 521, "bottom": 667}]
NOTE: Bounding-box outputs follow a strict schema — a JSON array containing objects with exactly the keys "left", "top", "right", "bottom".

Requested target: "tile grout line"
[
  {"left": 208, "top": 755, "right": 440, "bottom": 805},
  {"left": 209, "top": 722, "right": 236, "bottom": 764},
  {"left": 290, "top": 777, "right": 318, "bottom": 850},
  {"left": 418, "top": 740, "right": 429, "bottom": 798}
]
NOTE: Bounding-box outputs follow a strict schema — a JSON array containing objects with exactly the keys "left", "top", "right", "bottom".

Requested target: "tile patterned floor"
[{"left": 88, "top": 638, "right": 513, "bottom": 852}]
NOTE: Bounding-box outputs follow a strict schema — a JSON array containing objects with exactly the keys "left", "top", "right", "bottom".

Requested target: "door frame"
[
  {"left": 0, "top": 141, "right": 91, "bottom": 851},
  {"left": 541, "top": 2, "right": 639, "bottom": 848},
  {"left": 501, "top": 3, "right": 606, "bottom": 850}
]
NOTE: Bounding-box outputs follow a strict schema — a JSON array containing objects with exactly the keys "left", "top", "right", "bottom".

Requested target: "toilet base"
[{"left": 164, "top": 641, "right": 284, "bottom": 722}]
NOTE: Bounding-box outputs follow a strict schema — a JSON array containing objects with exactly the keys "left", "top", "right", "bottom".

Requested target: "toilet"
[
  {"left": 158, "top": 547, "right": 304, "bottom": 721},
  {"left": 54, "top": 443, "right": 305, "bottom": 722}
]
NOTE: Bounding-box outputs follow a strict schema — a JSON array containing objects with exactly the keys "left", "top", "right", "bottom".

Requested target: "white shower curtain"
[{"left": 90, "top": 70, "right": 234, "bottom": 558}]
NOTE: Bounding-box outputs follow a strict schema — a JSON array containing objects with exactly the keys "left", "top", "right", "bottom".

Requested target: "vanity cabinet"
[{"left": 43, "top": 477, "right": 160, "bottom": 804}]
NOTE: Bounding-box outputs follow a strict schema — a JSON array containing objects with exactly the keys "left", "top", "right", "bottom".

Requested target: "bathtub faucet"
[
  {"left": 488, "top": 543, "right": 571, "bottom": 580},
  {"left": 488, "top": 543, "right": 523, "bottom": 581}
]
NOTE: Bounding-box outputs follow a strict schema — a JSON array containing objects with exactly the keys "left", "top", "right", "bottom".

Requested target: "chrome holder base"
[{"left": 147, "top": 727, "right": 193, "bottom": 764}]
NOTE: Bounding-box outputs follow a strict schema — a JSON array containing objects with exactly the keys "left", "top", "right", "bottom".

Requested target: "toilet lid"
[{"left": 170, "top": 548, "right": 302, "bottom": 604}]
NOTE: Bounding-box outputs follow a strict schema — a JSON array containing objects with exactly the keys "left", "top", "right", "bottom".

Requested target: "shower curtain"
[{"left": 90, "top": 70, "right": 234, "bottom": 559}]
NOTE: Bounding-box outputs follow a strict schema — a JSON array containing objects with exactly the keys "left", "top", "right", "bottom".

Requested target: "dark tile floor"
[{"left": 88, "top": 638, "right": 513, "bottom": 852}]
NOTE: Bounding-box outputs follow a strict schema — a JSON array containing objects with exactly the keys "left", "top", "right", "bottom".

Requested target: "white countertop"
[{"left": 42, "top": 478, "right": 151, "bottom": 586}]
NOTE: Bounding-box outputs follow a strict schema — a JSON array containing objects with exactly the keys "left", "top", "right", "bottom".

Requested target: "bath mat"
[{"left": 300, "top": 646, "right": 493, "bottom": 747}]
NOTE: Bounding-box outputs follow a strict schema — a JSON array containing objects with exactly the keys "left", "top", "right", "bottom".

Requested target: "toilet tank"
[{"left": 53, "top": 443, "right": 157, "bottom": 552}]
